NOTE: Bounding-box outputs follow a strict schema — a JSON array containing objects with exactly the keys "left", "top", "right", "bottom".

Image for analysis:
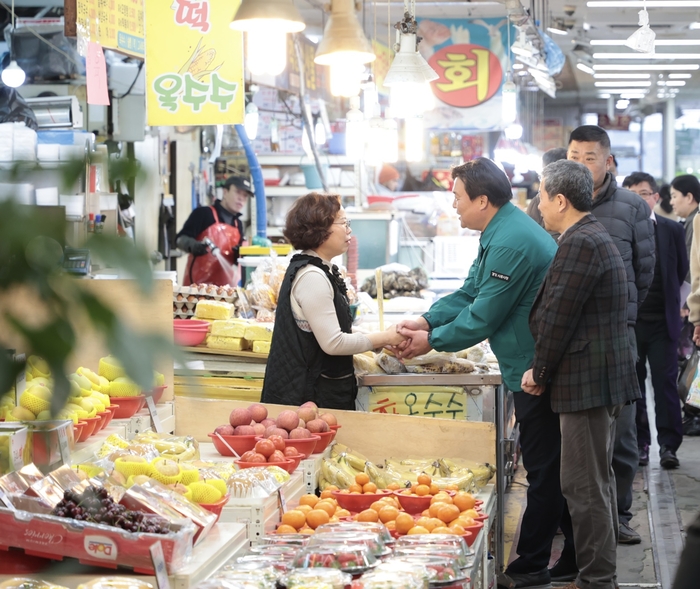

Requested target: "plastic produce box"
[
  {"left": 0, "top": 506, "right": 194, "bottom": 574},
  {"left": 0, "top": 424, "right": 31, "bottom": 476},
  {"left": 24, "top": 420, "right": 74, "bottom": 474}
]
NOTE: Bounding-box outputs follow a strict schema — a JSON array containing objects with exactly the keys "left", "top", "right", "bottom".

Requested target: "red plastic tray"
[{"left": 0, "top": 507, "right": 194, "bottom": 574}]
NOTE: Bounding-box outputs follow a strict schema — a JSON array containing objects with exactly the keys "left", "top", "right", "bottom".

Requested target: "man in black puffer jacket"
[{"left": 516, "top": 126, "right": 654, "bottom": 589}]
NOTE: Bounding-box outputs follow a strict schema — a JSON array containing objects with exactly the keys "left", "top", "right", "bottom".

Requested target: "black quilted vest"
[{"left": 261, "top": 254, "right": 357, "bottom": 410}]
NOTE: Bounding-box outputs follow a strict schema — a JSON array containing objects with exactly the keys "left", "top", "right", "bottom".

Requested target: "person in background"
[
  {"left": 176, "top": 175, "right": 252, "bottom": 286},
  {"left": 670, "top": 174, "right": 700, "bottom": 282},
  {"left": 610, "top": 154, "right": 619, "bottom": 178},
  {"left": 622, "top": 172, "right": 687, "bottom": 469},
  {"left": 261, "top": 193, "right": 405, "bottom": 410},
  {"left": 393, "top": 158, "right": 558, "bottom": 589},
  {"left": 657, "top": 184, "right": 677, "bottom": 220},
  {"left": 684, "top": 201, "right": 700, "bottom": 435},
  {"left": 523, "top": 159, "right": 640, "bottom": 589},
  {"left": 526, "top": 147, "right": 567, "bottom": 233},
  {"left": 376, "top": 164, "right": 401, "bottom": 193}
]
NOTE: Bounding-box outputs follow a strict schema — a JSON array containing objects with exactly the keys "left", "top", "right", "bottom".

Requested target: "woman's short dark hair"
[
  {"left": 659, "top": 183, "right": 673, "bottom": 214},
  {"left": 671, "top": 174, "right": 700, "bottom": 204},
  {"left": 451, "top": 157, "right": 512, "bottom": 207},
  {"left": 284, "top": 192, "right": 341, "bottom": 250}
]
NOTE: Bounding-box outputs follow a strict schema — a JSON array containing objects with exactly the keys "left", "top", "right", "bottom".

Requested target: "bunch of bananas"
[
  {"left": 319, "top": 443, "right": 388, "bottom": 490},
  {"left": 132, "top": 431, "right": 199, "bottom": 462},
  {"left": 383, "top": 457, "right": 496, "bottom": 492}
]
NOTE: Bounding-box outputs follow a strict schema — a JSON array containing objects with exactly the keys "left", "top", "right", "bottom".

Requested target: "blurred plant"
[{"left": 0, "top": 159, "right": 179, "bottom": 415}]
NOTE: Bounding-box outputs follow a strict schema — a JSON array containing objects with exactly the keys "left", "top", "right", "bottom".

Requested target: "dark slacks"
[
  {"left": 635, "top": 318, "right": 684, "bottom": 452},
  {"left": 506, "top": 389, "right": 570, "bottom": 574}
]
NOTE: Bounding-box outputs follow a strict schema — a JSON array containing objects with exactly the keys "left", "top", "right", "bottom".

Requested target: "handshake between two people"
[{"left": 380, "top": 317, "right": 433, "bottom": 360}]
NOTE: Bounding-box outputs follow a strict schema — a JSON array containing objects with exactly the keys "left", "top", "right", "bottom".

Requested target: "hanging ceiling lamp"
[
  {"left": 383, "top": 1, "right": 438, "bottom": 119},
  {"left": 2, "top": 0, "right": 26, "bottom": 88},
  {"left": 231, "top": 0, "right": 306, "bottom": 77},
  {"left": 315, "top": 0, "right": 376, "bottom": 97}
]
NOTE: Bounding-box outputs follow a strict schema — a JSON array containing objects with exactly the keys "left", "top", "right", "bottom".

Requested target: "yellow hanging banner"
[{"left": 145, "top": 0, "right": 244, "bottom": 126}]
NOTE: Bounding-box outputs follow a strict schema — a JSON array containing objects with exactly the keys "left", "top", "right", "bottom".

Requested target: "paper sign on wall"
[
  {"left": 145, "top": 0, "right": 245, "bottom": 126},
  {"left": 76, "top": 0, "right": 145, "bottom": 57},
  {"left": 87, "top": 42, "right": 110, "bottom": 106}
]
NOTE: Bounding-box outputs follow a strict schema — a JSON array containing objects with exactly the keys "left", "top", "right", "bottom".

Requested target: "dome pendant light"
[
  {"left": 231, "top": 0, "right": 306, "bottom": 77},
  {"left": 315, "top": 0, "right": 376, "bottom": 97},
  {"left": 2, "top": 0, "right": 26, "bottom": 88},
  {"left": 383, "top": 2, "right": 438, "bottom": 119}
]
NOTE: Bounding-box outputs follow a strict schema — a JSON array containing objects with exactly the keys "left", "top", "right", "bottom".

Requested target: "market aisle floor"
[{"left": 503, "top": 422, "right": 700, "bottom": 589}]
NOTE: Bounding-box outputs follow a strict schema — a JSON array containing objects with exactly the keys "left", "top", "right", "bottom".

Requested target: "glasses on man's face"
[
  {"left": 636, "top": 192, "right": 654, "bottom": 199},
  {"left": 333, "top": 219, "right": 351, "bottom": 229}
]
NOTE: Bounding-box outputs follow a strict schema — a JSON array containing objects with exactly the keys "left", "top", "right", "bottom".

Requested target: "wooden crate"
[{"left": 174, "top": 398, "right": 496, "bottom": 465}]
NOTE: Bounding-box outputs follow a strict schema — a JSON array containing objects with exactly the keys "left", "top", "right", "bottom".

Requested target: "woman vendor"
[{"left": 261, "top": 192, "right": 405, "bottom": 409}]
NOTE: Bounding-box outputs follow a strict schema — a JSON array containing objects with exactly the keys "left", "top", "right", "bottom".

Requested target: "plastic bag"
[
  {"left": 0, "top": 87, "right": 38, "bottom": 130},
  {"left": 678, "top": 346, "right": 699, "bottom": 403}
]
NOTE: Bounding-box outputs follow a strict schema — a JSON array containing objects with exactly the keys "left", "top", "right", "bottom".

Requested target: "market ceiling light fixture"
[
  {"left": 2, "top": 0, "right": 26, "bottom": 88},
  {"left": 594, "top": 80, "right": 652, "bottom": 86},
  {"left": 593, "top": 52, "right": 700, "bottom": 59},
  {"left": 594, "top": 72, "right": 650, "bottom": 77},
  {"left": 230, "top": 0, "right": 306, "bottom": 77},
  {"left": 315, "top": 0, "right": 376, "bottom": 97},
  {"left": 594, "top": 63, "right": 700, "bottom": 70},
  {"left": 383, "top": 0, "right": 439, "bottom": 119},
  {"left": 577, "top": 61, "right": 595, "bottom": 74},
  {"left": 669, "top": 73, "right": 692, "bottom": 78},
  {"left": 588, "top": 1, "right": 700, "bottom": 6},
  {"left": 592, "top": 39, "right": 700, "bottom": 45}
]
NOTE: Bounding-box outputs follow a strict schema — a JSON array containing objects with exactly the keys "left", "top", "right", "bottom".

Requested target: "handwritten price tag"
[{"left": 149, "top": 541, "right": 171, "bottom": 589}]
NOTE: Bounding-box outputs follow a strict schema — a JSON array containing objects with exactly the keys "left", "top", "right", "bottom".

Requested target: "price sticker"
[
  {"left": 145, "top": 395, "right": 164, "bottom": 433},
  {"left": 57, "top": 426, "right": 71, "bottom": 462},
  {"left": 277, "top": 488, "right": 287, "bottom": 516},
  {"left": 149, "top": 541, "right": 171, "bottom": 589}
]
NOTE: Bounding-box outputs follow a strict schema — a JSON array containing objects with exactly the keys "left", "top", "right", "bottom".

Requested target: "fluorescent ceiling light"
[
  {"left": 594, "top": 73, "right": 650, "bottom": 78},
  {"left": 595, "top": 81, "right": 651, "bottom": 86},
  {"left": 513, "top": 63, "right": 524, "bottom": 69},
  {"left": 594, "top": 63, "right": 700, "bottom": 70},
  {"left": 593, "top": 52, "right": 700, "bottom": 59},
  {"left": 591, "top": 39, "right": 700, "bottom": 45},
  {"left": 692, "top": 22, "right": 700, "bottom": 29},
  {"left": 598, "top": 93, "right": 612, "bottom": 98},
  {"left": 599, "top": 88, "right": 648, "bottom": 93},
  {"left": 588, "top": 1, "right": 700, "bottom": 6},
  {"left": 665, "top": 80, "right": 687, "bottom": 85},
  {"left": 620, "top": 93, "right": 646, "bottom": 98},
  {"left": 547, "top": 26, "right": 568, "bottom": 35},
  {"left": 669, "top": 73, "right": 692, "bottom": 78},
  {"left": 577, "top": 62, "right": 595, "bottom": 75}
]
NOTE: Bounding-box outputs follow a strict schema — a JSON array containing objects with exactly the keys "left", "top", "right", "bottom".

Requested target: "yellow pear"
[
  {"left": 35, "top": 410, "right": 52, "bottom": 420},
  {"left": 8, "top": 406, "right": 36, "bottom": 421}
]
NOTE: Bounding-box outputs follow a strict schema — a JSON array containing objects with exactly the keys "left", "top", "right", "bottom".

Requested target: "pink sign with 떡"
[{"left": 87, "top": 41, "right": 110, "bottom": 106}]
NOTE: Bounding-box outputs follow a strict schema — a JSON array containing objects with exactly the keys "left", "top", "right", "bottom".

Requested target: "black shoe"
[
  {"left": 618, "top": 521, "right": 642, "bottom": 544},
  {"left": 660, "top": 445, "right": 680, "bottom": 469},
  {"left": 638, "top": 446, "right": 649, "bottom": 466},
  {"left": 548, "top": 556, "right": 578, "bottom": 582},
  {"left": 497, "top": 568, "right": 552, "bottom": 588},
  {"left": 683, "top": 415, "right": 700, "bottom": 436}
]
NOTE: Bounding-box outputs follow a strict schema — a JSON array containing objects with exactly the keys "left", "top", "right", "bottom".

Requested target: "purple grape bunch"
[{"left": 52, "top": 485, "right": 170, "bottom": 534}]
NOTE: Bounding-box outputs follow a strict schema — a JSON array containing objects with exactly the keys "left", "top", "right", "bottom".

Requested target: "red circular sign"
[{"left": 428, "top": 43, "right": 503, "bottom": 108}]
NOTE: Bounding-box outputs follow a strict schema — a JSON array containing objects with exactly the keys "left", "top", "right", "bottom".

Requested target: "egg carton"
[
  {"left": 173, "top": 311, "right": 196, "bottom": 319},
  {"left": 173, "top": 301, "right": 196, "bottom": 312}
]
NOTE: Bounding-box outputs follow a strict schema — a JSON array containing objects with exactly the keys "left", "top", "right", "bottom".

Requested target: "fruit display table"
[{"left": 357, "top": 372, "right": 514, "bottom": 575}]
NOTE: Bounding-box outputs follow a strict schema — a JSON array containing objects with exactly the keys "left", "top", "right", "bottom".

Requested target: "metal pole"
[
  {"left": 664, "top": 97, "right": 676, "bottom": 182},
  {"left": 495, "top": 384, "right": 505, "bottom": 573}
]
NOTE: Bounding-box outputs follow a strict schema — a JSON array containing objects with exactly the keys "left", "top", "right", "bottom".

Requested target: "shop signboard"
[
  {"left": 274, "top": 35, "right": 331, "bottom": 101},
  {"left": 372, "top": 40, "right": 393, "bottom": 95},
  {"left": 76, "top": 0, "right": 145, "bottom": 58},
  {"left": 145, "top": 0, "right": 244, "bottom": 126},
  {"left": 366, "top": 386, "right": 468, "bottom": 420},
  {"left": 417, "top": 17, "right": 513, "bottom": 132},
  {"left": 597, "top": 114, "right": 632, "bottom": 131}
]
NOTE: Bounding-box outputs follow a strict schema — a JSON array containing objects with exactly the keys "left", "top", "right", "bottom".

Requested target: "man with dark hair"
[
  {"left": 622, "top": 171, "right": 687, "bottom": 469},
  {"left": 394, "top": 158, "right": 558, "bottom": 589},
  {"left": 524, "top": 159, "right": 640, "bottom": 589},
  {"left": 527, "top": 147, "right": 568, "bottom": 234},
  {"left": 176, "top": 175, "right": 253, "bottom": 286},
  {"left": 670, "top": 174, "right": 700, "bottom": 281}
]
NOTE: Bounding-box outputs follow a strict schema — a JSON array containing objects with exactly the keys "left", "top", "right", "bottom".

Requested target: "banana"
[
  {"left": 335, "top": 454, "right": 361, "bottom": 479},
  {"left": 322, "top": 459, "right": 355, "bottom": 489}
]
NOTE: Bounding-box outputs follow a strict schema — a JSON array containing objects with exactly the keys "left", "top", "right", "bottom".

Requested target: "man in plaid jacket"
[{"left": 522, "top": 159, "right": 641, "bottom": 589}]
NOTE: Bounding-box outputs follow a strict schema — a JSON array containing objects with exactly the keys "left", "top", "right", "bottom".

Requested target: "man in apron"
[{"left": 176, "top": 175, "right": 253, "bottom": 286}]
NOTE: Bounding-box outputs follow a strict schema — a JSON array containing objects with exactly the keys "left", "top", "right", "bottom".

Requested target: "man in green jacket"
[{"left": 396, "top": 157, "right": 559, "bottom": 589}]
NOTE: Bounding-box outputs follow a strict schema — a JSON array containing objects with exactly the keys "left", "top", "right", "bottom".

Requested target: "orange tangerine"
[
  {"left": 449, "top": 522, "right": 466, "bottom": 535},
  {"left": 432, "top": 526, "right": 455, "bottom": 535},
  {"left": 348, "top": 484, "right": 363, "bottom": 494},
  {"left": 355, "top": 473, "right": 370, "bottom": 486},
  {"left": 429, "top": 483, "right": 440, "bottom": 495},
  {"left": 336, "top": 508, "right": 351, "bottom": 517},
  {"left": 444, "top": 484, "right": 460, "bottom": 491},
  {"left": 415, "top": 516, "right": 432, "bottom": 529},
  {"left": 462, "top": 508, "right": 480, "bottom": 519},
  {"left": 357, "top": 509, "right": 379, "bottom": 523},
  {"left": 414, "top": 484, "right": 431, "bottom": 497},
  {"left": 453, "top": 492, "right": 476, "bottom": 511},
  {"left": 299, "top": 494, "right": 319, "bottom": 507},
  {"left": 337, "top": 489, "right": 349, "bottom": 494},
  {"left": 431, "top": 493, "right": 453, "bottom": 505},
  {"left": 325, "top": 484, "right": 339, "bottom": 492},
  {"left": 429, "top": 517, "right": 445, "bottom": 530},
  {"left": 314, "top": 501, "right": 336, "bottom": 518},
  {"left": 306, "top": 509, "right": 330, "bottom": 529},
  {"left": 395, "top": 513, "right": 415, "bottom": 535},
  {"left": 378, "top": 505, "right": 400, "bottom": 523},
  {"left": 429, "top": 502, "right": 448, "bottom": 518},
  {"left": 385, "top": 520, "right": 396, "bottom": 531},
  {"left": 320, "top": 489, "right": 335, "bottom": 500},
  {"left": 281, "top": 510, "right": 306, "bottom": 530},
  {"left": 296, "top": 504, "right": 313, "bottom": 515},
  {"left": 421, "top": 508, "right": 431, "bottom": 517},
  {"left": 407, "top": 526, "right": 430, "bottom": 535},
  {"left": 386, "top": 482, "right": 401, "bottom": 491},
  {"left": 362, "top": 482, "right": 378, "bottom": 494},
  {"left": 401, "top": 489, "right": 412, "bottom": 495},
  {"left": 417, "top": 473, "right": 432, "bottom": 486},
  {"left": 370, "top": 500, "right": 386, "bottom": 512},
  {"left": 330, "top": 516, "right": 340, "bottom": 522},
  {"left": 350, "top": 491, "right": 362, "bottom": 495},
  {"left": 437, "top": 504, "right": 460, "bottom": 524},
  {"left": 299, "top": 527, "right": 315, "bottom": 535},
  {"left": 277, "top": 524, "right": 298, "bottom": 534}
]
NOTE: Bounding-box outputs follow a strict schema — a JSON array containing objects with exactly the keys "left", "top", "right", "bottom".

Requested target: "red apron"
[{"left": 183, "top": 206, "right": 241, "bottom": 286}]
